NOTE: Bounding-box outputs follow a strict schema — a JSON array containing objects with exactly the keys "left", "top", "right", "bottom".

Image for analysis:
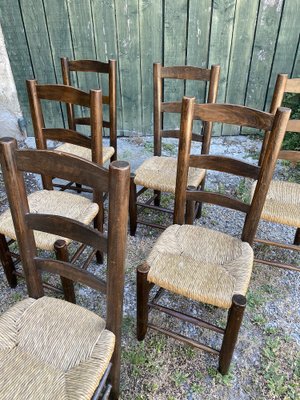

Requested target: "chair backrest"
[
  {"left": 174, "top": 97, "right": 291, "bottom": 245},
  {"left": 27, "top": 80, "right": 104, "bottom": 188},
  {"left": 61, "top": 58, "right": 117, "bottom": 159},
  {"left": 260, "top": 75, "right": 300, "bottom": 165},
  {"left": 153, "top": 63, "right": 220, "bottom": 156},
  {"left": 0, "top": 137, "right": 130, "bottom": 343}
]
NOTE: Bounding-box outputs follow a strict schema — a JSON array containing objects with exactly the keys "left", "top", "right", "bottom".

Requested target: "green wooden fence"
[{"left": 0, "top": 0, "right": 299, "bottom": 136}]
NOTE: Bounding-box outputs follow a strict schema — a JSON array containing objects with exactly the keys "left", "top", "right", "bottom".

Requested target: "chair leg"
[
  {"left": 129, "top": 176, "right": 137, "bottom": 236},
  {"left": 195, "top": 178, "right": 206, "bottom": 219},
  {"left": 54, "top": 240, "right": 76, "bottom": 304},
  {"left": 0, "top": 234, "right": 17, "bottom": 288},
  {"left": 219, "top": 294, "right": 246, "bottom": 375},
  {"left": 94, "top": 198, "right": 104, "bottom": 264},
  {"left": 294, "top": 228, "right": 300, "bottom": 245},
  {"left": 137, "top": 263, "right": 151, "bottom": 341},
  {"left": 154, "top": 190, "right": 161, "bottom": 207},
  {"left": 108, "top": 353, "right": 120, "bottom": 400}
]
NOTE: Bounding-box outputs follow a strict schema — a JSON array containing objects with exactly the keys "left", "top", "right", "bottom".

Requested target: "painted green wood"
[
  {"left": 115, "top": 0, "right": 142, "bottom": 134},
  {"left": 1, "top": 0, "right": 299, "bottom": 137},
  {"left": 186, "top": 0, "right": 211, "bottom": 133},
  {"left": 91, "top": 0, "right": 122, "bottom": 132},
  {"left": 208, "top": 0, "right": 236, "bottom": 135},
  {"left": 186, "top": 0, "right": 211, "bottom": 101},
  {"left": 43, "top": 0, "right": 74, "bottom": 126},
  {"left": 0, "top": 0, "right": 34, "bottom": 131},
  {"left": 223, "top": 0, "right": 260, "bottom": 136},
  {"left": 245, "top": 0, "right": 284, "bottom": 109},
  {"left": 292, "top": 38, "right": 300, "bottom": 77},
  {"left": 265, "top": 0, "right": 300, "bottom": 109},
  {"left": 163, "top": 0, "right": 188, "bottom": 130},
  {"left": 19, "top": 0, "right": 63, "bottom": 130},
  {"left": 139, "top": 0, "right": 163, "bottom": 135}
]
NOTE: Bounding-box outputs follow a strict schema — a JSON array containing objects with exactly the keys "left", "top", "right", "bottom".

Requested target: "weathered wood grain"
[
  {"left": 115, "top": 0, "right": 142, "bottom": 134},
  {"left": 223, "top": 0, "right": 260, "bottom": 135},
  {"left": 139, "top": 0, "right": 163, "bottom": 134},
  {"left": 19, "top": 0, "right": 63, "bottom": 129}
]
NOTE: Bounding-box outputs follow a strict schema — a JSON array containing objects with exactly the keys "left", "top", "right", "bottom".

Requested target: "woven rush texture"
[
  {"left": 147, "top": 224, "right": 253, "bottom": 309},
  {"left": 0, "top": 297, "right": 114, "bottom": 400},
  {"left": 252, "top": 180, "right": 300, "bottom": 227},
  {"left": 0, "top": 190, "right": 99, "bottom": 250},
  {"left": 134, "top": 156, "right": 205, "bottom": 194},
  {"left": 56, "top": 143, "right": 115, "bottom": 163}
]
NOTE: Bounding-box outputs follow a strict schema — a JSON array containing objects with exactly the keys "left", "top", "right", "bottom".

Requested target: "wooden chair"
[
  {"left": 254, "top": 75, "right": 300, "bottom": 271},
  {"left": 0, "top": 95, "right": 106, "bottom": 296},
  {"left": 61, "top": 57, "right": 117, "bottom": 160},
  {"left": 27, "top": 80, "right": 115, "bottom": 193},
  {"left": 0, "top": 137, "right": 129, "bottom": 399},
  {"left": 129, "top": 63, "right": 220, "bottom": 235},
  {"left": 136, "top": 97, "right": 290, "bottom": 374}
]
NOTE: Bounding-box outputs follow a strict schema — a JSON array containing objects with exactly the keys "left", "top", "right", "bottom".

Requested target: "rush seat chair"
[
  {"left": 129, "top": 63, "right": 220, "bottom": 235},
  {"left": 0, "top": 137, "right": 129, "bottom": 399},
  {"left": 254, "top": 74, "right": 300, "bottom": 271},
  {"left": 136, "top": 97, "right": 290, "bottom": 374},
  {"left": 61, "top": 57, "right": 117, "bottom": 160}
]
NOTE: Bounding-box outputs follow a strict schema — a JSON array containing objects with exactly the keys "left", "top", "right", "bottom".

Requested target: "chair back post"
[
  {"left": 0, "top": 138, "right": 44, "bottom": 298},
  {"left": 259, "top": 73, "right": 288, "bottom": 166},
  {"left": 106, "top": 160, "right": 130, "bottom": 397},
  {"left": 153, "top": 62, "right": 162, "bottom": 156},
  {"left": 242, "top": 107, "right": 291, "bottom": 244},
  {"left": 26, "top": 79, "right": 53, "bottom": 190},
  {"left": 90, "top": 89, "right": 103, "bottom": 165},
  {"left": 60, "top": 56, "right": 76, "bottom": 130},
  {"left": 201, "top": 64, "right": 220, "bottom": 155},
  {"left": 173, "top": 96, "right": 195, "bottom": 225},
  {"left": 109, "top": 59, "right": 117, "bottom": 160}
]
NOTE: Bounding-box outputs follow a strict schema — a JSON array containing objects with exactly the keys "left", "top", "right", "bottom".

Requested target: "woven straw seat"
[
  {"left": 0, "top": 297, "right": 114, "bottom": 400},
  {"left": 252, "top": 180, "right": 300, "bottom": 227},
  {"left": 55, "top": 143, "right": 115, "bottom": 164},
  {"left": 0, "top": 190, "right": 99, "bottom": 251},
  {"left": 147, "top": 224, "right": 253, "bottom": 309},
  {"left": 134, "top": 156, "right": 205, "bottom": 194}
]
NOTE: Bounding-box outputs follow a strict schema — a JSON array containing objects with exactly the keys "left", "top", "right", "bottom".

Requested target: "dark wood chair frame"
[
  {"left": 129, "top": 63, "right": 220, "bottom": 235},
  {"left": 256, "top": 74, "right": 300, "bottom": 271},
  {"left": 27, "top": 79, "right": 104, "bottom": 193},
  {"left": 0, "top": 137, "right": 130, "bottom": 399},
  {"left": 137, "top": 97, "right": 290, "bottom": 374},
  {"left": 61, "top": 57, "right": 117, "bottom": 160}
]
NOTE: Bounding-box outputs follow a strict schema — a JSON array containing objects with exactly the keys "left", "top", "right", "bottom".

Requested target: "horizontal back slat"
[
  {"left": 36, "top": 84, "right": 91, "bottom": 107},
  {"left": 186, "top": 191, "right": 251, "bottom": 214},
  {"left": 25, "top": 214, "right": 108, "bottom": 253},
  {"left": 161, "top": 102, "right": 182, "bottom": 113},
  {"left": 287, "top": 120, "right": 300, "bottom": 132},
  {"left": 43, "top": 128, "right": 92, "bottom": 148},
  {"left": 193, "top": 103, "right": 274, "bottom": 131},
  {"left": 162, "top": 130, "right": 203, "bottom": 142},
  {"left": 161, "top": 66, "right": 211, "bottom": 81},
  {"left": 35, "top": 258, "right": 107, "bottom": 293},
  {"left": 285, "top": 78, "right": 300, "bottom": 93},
  {"left": 278, "top": 150, "right": 300, "bottom": 162},
  {"left": 189, "top": 155, "right": 260, "bottom": 180},
  {"left": 16, "top": 149, "right": 109, "bottom": 191},
  {"left": 68, "top": 59, "right": 110, "bottom": 73}
]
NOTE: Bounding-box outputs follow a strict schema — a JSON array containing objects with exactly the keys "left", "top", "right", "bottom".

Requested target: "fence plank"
[
  {"left": 163, "top": 0, "right": 188, "bottom": 130},
  {"left": 223, "top": 0, "right": 260, "bottom": 135},
  {"left": 139, "top": 0, "right": 163, "bottom": 135},
  {"left": 19, "top": 0, "right": 63, "bottom": 130},
  {"left": 91, "top": 0, "right": 122, "bottom": 133},
  {"left": 292, "top": 37, "right": 300, "bottom": 77},
  {"left": 208, "top": 0, "right": 236, "bottom": 135},
  {"left": 115, "top": 0, "right": 142, "bottom": 134},
  {"left": 0, "top": 0, "right": 33, "bottom": 130}
]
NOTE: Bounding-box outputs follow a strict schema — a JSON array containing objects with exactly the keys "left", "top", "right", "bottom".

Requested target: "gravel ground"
[{"left": 0, "top": 135, "right": 299, "bottom": 400}]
